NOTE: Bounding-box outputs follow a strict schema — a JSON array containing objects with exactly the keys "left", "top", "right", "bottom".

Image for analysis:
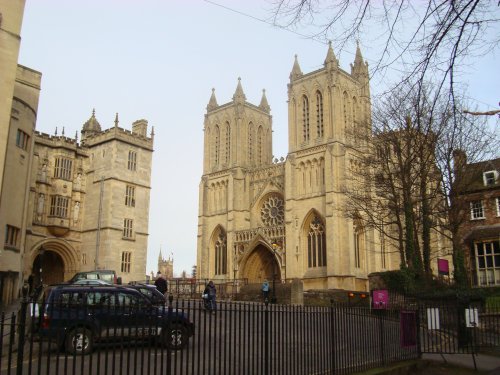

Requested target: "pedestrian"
[
  {"left": 261, "top": 280, "right": 270, "bottom": 301},
  {"left": 204, "top": 280, "right": 217, "bottom": 314},
  {"left": 154, "top": 271, "right": 168, "bottom": 296},
  {"left": 27, "top": 273, "right": 34, "bottom": 296}
]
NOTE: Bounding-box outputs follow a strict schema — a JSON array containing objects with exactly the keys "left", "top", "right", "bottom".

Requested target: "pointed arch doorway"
[{"left": 240, "top": 244, "right": 281, "bottom": 284}]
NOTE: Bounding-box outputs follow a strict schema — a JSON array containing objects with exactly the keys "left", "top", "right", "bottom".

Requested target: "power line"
[{"left": 202, "top": 0, "right": 326, "bottom": 44}]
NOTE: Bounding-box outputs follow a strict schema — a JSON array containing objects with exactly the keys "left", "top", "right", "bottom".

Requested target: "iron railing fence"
[
  {"left": 418, "top": 301, "right": 500, "bottom": 354},
  {"left": 0, "top": 295, "right": 421, "bottom": 375}
]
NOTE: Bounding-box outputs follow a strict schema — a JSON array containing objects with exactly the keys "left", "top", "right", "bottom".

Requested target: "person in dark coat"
[
  {"left": 203, "top": 281, "right": 217, "bottom": 313},
  {"left": 154, "top": 271, "right": 168, "bottom": 295}
]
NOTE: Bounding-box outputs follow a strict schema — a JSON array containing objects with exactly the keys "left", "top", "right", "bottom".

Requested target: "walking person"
[
  {"left": 204, "top": 281, "right": 217, "bottom": 314},
  {"left": 154, "top": 271, "right": 168, "bottom": 297},
  {"left": 261, "top": 280, "right": 270, "bottom": 302}
]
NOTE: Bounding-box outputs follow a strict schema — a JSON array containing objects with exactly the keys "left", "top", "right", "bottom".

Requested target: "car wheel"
[
  {"left": 65, "top": 328, "right": 93, "bottom": 355},
  {"left": 163, "top": 324, "right": 188, "bottom": 350}
]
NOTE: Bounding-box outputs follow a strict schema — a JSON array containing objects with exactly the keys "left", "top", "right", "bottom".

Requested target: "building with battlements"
[
  {"left": 24, "top": 111, "right": 154, "bottom": 285},
  {"left": 197, "top": 43, "right": 401, "bottom": 292}
]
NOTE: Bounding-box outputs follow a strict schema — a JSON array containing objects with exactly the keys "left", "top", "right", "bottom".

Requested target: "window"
[
  {"left": 475, "top": 241, "right": 500, "bottom": 286},
  {"left": 470, "top": 200, "right": 485, "bottom": 220},
  {"left": 483, "top": 171, "right": 497, "bottom": 186},
  {"left": 125, "top": 185, "right": 136, "bottom": 207},
  {"left": 54, "top": 157, "right": 73, "bottom": 180},
  {"left": 497, "top": 197, "right": 500, "bottom": 217},
  {"left": 354, "top": 220, "right": 365, "bottom": 269},
  {"left": 316, "top": 91, "right": 323, "bottom": 138},
  {"left": 257, "top": 126, "right": 263, "bottom": 165},
  {"left": 128, "top": 151, "right": 137, "bottom": 171},
  {"left": 82, "top": 253, "right": 87, "bottom": 265},
  {"left": 16, "top": 129, "right": 30, "bottom": 150},
  {"left": 5, "top": 225, "right": 20, "bottom": 248},
  {"left": 214, "top": 126, "right": 220, "bottom": 166},
  {"left": 123, "top": 218, "right": 133, "bottom": 238},
  {"left": 225, "top": 123, "right": 231, "bottom": 165},
  {"left": 121, "top": 251, "right": 132, "bottom": 273},
  {"left": 50, "top": 195, "right": 69, "bottom": 218},
  {"left": 214, "top": 231, "right": 227, "bottom": 275},
  {"left": 302, "top": 95, "right": 310, "bottom": 142},
  {"left": 307, "top": 215, "right": 326, "bottom": 268},
  {"left": 248, "top": 122, "right": 254, "bottom": 165}
]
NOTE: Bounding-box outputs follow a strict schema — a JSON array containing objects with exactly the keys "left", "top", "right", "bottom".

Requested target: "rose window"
[{"left": 261, "top": 196, "right": 284, "bottom": 226}]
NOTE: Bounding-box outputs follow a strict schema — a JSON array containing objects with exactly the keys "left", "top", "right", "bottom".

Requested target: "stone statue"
[
  {"left": 74, "top": 173, "right": 82, "bottom": 190},
  {"left": 73, "top": 201, "right": 80, "bottom": 223},
  {"left": 40, "top": 164, "right": 47, "bottom": 182},
  {"left": 36, "top": 194, "right": 44, "bottom": 221}
]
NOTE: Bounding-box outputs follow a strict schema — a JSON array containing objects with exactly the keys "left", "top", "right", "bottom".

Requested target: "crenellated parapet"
[{"left": 82, "top": 123, "right": 154, "bottom": 150}]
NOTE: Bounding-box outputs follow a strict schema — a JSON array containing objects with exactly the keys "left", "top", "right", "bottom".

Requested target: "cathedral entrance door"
[
  {"left": 241, "top": 244, "right": 280, "bottom": 284},
  {"left": 32, "top": 250, "right": 65, "bottom": 287}
]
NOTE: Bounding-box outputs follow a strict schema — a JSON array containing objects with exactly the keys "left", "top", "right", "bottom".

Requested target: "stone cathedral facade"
[{"left": 197, "top": 43, "right": 399, "bottom": 292}]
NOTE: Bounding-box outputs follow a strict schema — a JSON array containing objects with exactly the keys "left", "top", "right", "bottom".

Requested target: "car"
[
  {"left": 126, "top": 283, "right": 166, "bottom": 306},
  {"left": 72, "top": 279, "right": 112, "bottom": 286},
  {"left": 37, "top": 285, "right": 194, "bottom": 354},
  {"left": 68, "top": 270, "right": 121, "bottom": 284}
]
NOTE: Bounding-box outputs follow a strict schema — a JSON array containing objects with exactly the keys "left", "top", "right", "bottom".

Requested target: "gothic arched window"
[
  {"left": 215, "top": 125, "right": 220, "bottom": 166},
  {"left": 343, "top": 91, "right": 349, "bottom": 129},
  {"left": 214, "top": 229, "right": 227, "bottom": 275},
  {"left": 316, "top": 91, "right": 323, "bottom": 138},
  {"left": 302, "top": 95, "right": 310, "bottom": 142},
  {"left": 257, "top": 126, "right": 263, "bottom": 165},
  {"left": 308, "top": 214, "right": 326, "bottom": 268},
  {"left": 225, "top": 122, "right": 231, "bottom": 165},
  {"left": 354, "top": 219, "right": 365, "bottom": 269},
  {"left": 248, "top": 122, "right": 254, "bottom": 165}
]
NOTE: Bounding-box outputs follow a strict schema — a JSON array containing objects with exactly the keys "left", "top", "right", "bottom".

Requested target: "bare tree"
[
  {"left": 343, "top": 82, "right": 498, "bottom": 283},
  {"left": 270, "top": 1, "right": 499, "bottom": 111}
]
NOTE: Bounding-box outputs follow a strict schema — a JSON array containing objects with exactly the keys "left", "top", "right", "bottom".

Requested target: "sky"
[{"left": 18, "top": 0, "right": 499, "bottom": 276}]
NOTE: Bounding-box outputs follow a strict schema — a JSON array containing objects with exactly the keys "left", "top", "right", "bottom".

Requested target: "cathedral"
[{"left": 197, "top": 43, "right": 399, "bottom": 292}]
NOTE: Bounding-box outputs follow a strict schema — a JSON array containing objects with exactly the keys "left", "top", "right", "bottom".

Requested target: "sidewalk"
[{"left": 423, "top": 353, "right": 500, "bottom": 373}]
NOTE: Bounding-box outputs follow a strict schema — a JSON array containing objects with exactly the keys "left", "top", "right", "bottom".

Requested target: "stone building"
[
  {"left": 453, "top": 151, "right": 500, "bottom": 287},
  {"left": 197, "top": 43, "right": 400, "bottom": 292},
  {"left": 0, "top": 0, "right": 42, "bottom": 305},
  {"left": 24, "top": 112, "right": 154, "bottom": 285},
  {"left": 158, "top": 249, "right": 174, "bottom": 279}
]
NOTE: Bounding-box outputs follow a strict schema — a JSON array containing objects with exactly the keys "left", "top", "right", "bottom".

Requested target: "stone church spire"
[
  {"left": 232, "top": 77, "right": 246, "bottom": 104},
  {"left": 81, "top": 108, "right": 102, "bottom": 141},
  {"left": 324, "top": 41, "right": 338, "bottom": 69},
  {"left": 259, "top": 89, "right": 271, "bottom": 113},
  {"left": 206, "top": 88, "right": 218, "bottom": 112},
  {"left": 350, "top": 41, "right": 369, "bottom": 80},
  {"left": 289, "top": 55, "right": 303, "bottom": 82}
]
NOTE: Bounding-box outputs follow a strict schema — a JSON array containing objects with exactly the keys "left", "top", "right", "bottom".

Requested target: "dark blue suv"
[{"left": 37, "top": 285, "right": 193, "bottom": 354}]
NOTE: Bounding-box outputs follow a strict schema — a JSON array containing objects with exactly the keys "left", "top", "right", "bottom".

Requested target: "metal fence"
[
  {"left": 418, "top": 300, "right": 500, "bottom": 354},
  {"left": 0, "top": 295, "right": 423, "bottom": 375}
]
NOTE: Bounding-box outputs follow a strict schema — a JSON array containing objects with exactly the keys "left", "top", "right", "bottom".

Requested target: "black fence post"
[
  {"left": 330, "top": 299, "right": 336, "bottom": 374},
  {"left": 16, "top": 284, "right": 29, "bottom": 375},
  {"left": 416, "top": 306, "right": 422, "bottom": 359},
  {"left": 377, "top": 310, "right": 386, "bottom": 366},
  {"left": 264, "top": 298, "right": 269, "bottom": 375}
]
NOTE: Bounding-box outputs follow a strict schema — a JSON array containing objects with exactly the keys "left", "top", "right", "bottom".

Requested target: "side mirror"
[{"left": 116, "top": 277, "right": 122, "bottom": 285}]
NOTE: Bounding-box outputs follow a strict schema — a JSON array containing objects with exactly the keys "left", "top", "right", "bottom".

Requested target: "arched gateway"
[
  {"left": 240, "top": 244, "right": 281, "bottom": 284},
  {"left": 29, "top": 239, "right": 79, "bottom": 286}
]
